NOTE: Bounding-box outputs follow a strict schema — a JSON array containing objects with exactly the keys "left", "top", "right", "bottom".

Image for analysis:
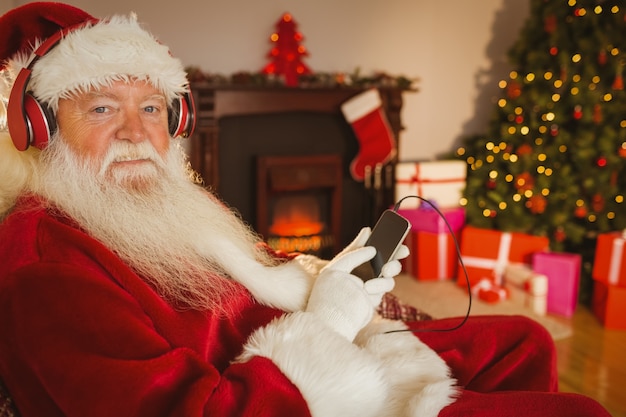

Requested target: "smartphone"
[{"left": 351, "top": 209, "right": 411, "bottom": 281}]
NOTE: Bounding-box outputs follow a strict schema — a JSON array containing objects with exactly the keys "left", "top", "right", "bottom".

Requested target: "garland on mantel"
[{"left": 185, "top": 66, "right": 418, "bottom": 90}]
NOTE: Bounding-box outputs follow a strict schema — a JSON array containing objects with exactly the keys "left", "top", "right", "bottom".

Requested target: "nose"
[{"left": 116, "top": 109, "right": 146, "bottom": 143}]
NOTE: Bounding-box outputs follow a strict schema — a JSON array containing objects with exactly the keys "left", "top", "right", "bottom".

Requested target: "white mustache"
[{"left": 99, "top": 141, "right": 163, "bottom": 174}]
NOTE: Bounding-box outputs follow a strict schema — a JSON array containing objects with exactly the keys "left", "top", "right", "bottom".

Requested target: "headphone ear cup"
[
  {"left": 168, "top": 92, "right": 195, "bottom": 138},
  {"left": 24, "top": 93, "right": 57, "bottom": 150},
  {"left": 7, "top": 68, "right": 57, "bottom": 151},
  {"left": 7, "top": 69, "right": 34, "bottom": 151}
]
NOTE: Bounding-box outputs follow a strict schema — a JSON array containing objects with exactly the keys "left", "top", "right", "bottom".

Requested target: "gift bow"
[{"left": 471, "top": 278, "right": 509, "bottom": 303}]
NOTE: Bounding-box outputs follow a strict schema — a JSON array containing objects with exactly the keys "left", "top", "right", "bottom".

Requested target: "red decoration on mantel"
[{"left": 261, "top": 13, "right": 312, "bottom": 86}]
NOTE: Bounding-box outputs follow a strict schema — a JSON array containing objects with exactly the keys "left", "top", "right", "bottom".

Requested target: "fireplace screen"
[{"left": 257, "top": 154, "right": 342, "bottom": 258}]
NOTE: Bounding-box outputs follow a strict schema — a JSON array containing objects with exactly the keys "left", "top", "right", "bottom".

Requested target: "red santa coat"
[
  {"left": 1, "top": 197, "right": 419, "bottom": 417},
  {"left": 2, "top": 198, "right": 611, "bottom": 417}
]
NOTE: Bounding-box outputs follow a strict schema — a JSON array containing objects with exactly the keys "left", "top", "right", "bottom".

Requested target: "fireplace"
[
  {"left": 257, "top": 154, "right": 342, "bottom": 258},
  {"left": 187, "top": 84, "right": 406, "bottom": 256}
]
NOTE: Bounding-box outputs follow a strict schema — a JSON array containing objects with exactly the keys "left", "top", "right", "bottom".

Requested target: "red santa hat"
[{"left": 0, "top": 2, "right": 189, "bottom": 114}]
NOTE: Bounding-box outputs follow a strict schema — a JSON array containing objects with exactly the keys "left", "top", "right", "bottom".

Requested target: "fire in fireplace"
[
  {"left": 266, "top": 194, "right": 331, "bottom": 255},
  {"left": 269, "top": 195, "right": 324, "bottom": 237}
]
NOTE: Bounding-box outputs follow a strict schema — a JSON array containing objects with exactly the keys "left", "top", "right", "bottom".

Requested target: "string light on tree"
[{"left": 456, "top": 0, "right": 626, "bottom": 256}]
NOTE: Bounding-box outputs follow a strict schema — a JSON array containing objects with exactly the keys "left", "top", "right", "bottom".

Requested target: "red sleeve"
[{"left": 0, "top": 261, "right": 311, "bottom": 417}]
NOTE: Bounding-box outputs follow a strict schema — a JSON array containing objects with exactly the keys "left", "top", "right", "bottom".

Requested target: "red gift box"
[
  {"left": 403, "top": 230, "right": 460, "bottom": 280},
  {"left": 457, "top": 226, "right": 550, "bottom": 288},
  {"left": 592, "top": 280, "right": 626, "bottom": 330},
  {"left": 532, "top": 252, "right": 581, "bottom": 317},
  {"left": 399, "top": 207, "right": 464, "bottom": 280},
  {"left": 592, "top": 231, "right": 626, "bottom": 287}
]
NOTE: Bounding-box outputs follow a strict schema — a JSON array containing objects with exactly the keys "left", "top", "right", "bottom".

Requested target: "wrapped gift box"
[
  {"left": 399, "top": 206, "right": 465, "bottom": 280},
  {"left": 457, "top": 226, "right": 550, "bottom": 288},
  {"left": 592, "top": 231, "right": 626, "bottom": 287},
  {"left": 592, "top": 280, "right": 626, "bottom": 330},
  {"left": 403, "top": 230, "right": 460, "bottom": 280},
  {"left": 532, "top": 252, "right": 581, "bottom": 317},
  {"left": 504, "top": 263, "right": 548, "bottom": 316},
  {"left": 396, "top": 206, "right": 465, "bottom": 234},
  {"left": 395, "top": 160, "right": 466, "bottom": 209}
]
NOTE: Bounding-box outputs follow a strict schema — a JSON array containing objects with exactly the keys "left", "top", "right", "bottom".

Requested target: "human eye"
[
  {"left": 93, "top": 106, "right": 108, "bottom": 114},
  {"left": 143, "top": 96, "right": 166, "bottom": 115},
  {"left": 85, "top": 96, "right": 115, "bottom": 115}
]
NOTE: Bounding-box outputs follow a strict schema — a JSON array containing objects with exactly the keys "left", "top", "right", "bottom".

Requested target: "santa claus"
[{"left": 0, "top": 2, "right": 611, "bottom": 417}]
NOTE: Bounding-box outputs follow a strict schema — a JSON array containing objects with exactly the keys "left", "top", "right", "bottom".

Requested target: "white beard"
[{"left": 34, "top": 135, "right": 312, "bottom": 314}]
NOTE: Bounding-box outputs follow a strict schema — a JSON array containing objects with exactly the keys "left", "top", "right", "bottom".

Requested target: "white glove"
[
  {"left": 333, "top": 227, "right": 411, "bottom": 307},
  {"left": 306, "top": 246, "right": 378, "bottom": 342},
  {"left": 367, "top": 240, "right": 409, "bottom": 300}
]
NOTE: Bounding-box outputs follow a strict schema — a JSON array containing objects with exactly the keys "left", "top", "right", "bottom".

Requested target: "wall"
[{"left": 3, "top": 0, "right": 529, "bottom": 161}]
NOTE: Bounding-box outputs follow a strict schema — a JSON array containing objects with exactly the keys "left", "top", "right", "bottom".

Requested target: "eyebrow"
[
  {"left": 82, "top": 91, "right": 116, "bottom": 100},
  {"left": 82, "top": 91, "right": 167, "bottom": 102}
]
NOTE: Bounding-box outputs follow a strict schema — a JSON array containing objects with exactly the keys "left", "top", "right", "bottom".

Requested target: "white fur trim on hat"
[{"left": 24, "top": 13, "right": 188, "bottom": 112}]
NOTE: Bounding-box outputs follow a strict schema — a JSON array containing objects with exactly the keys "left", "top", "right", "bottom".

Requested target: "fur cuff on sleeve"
[{"left": 236, "top": 311, "right": 389, "bottom": 417}]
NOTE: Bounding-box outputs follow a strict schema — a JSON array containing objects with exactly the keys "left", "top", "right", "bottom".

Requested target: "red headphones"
[{"left": 7, "top": 23, "right": 196, "bottom": 152}]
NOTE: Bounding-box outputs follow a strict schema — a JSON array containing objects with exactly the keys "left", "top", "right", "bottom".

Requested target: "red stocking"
[{"left": 341, "top": 88, "right": 396, "bottom": 181}]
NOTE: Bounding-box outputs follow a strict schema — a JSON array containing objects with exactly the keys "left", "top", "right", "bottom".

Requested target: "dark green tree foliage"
[{"left": 458, "top": 0, "right": 626, "bottom": 251}]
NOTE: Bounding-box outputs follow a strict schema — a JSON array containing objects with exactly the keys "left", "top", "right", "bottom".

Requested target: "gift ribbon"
[
  {"left": 395, "top": 176, "right": 466, "bottom": 185},
  {"left": 437, "top": 233, "right": 448, "bottom": 278},
  {"left": 608, "top": 236, "right": 625, "bottom": 285},
  {"left": 396, "top": 164, "right": 465, "bottom": 198},
  {"left": 461, "top": 232, "right": 512, "bottom": 285}
]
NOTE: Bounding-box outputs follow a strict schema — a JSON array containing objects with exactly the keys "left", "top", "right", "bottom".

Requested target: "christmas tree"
[
  {"left": 457, "top": 0, "right": 626, "bottom": 254},
  {"left": 261, "top": 13, "right": 312, "bottom": 87}
]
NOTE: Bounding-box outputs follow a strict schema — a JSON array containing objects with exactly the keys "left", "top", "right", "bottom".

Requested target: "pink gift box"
[
  {"left": 532, "top": 252, "right": 581, "bottom": 317},
  {"left": 396, "top": 206, "right": 465, "bottom": 234}
]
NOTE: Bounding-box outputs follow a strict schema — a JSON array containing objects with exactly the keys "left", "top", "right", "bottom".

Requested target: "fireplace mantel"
[{"left": 187, "top": 83, "right": 408, "bottom": 191}]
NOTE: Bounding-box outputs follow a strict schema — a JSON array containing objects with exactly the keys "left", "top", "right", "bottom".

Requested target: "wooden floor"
[{"left": 553, "top": 306, "right": 626, "bottom": 417}]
